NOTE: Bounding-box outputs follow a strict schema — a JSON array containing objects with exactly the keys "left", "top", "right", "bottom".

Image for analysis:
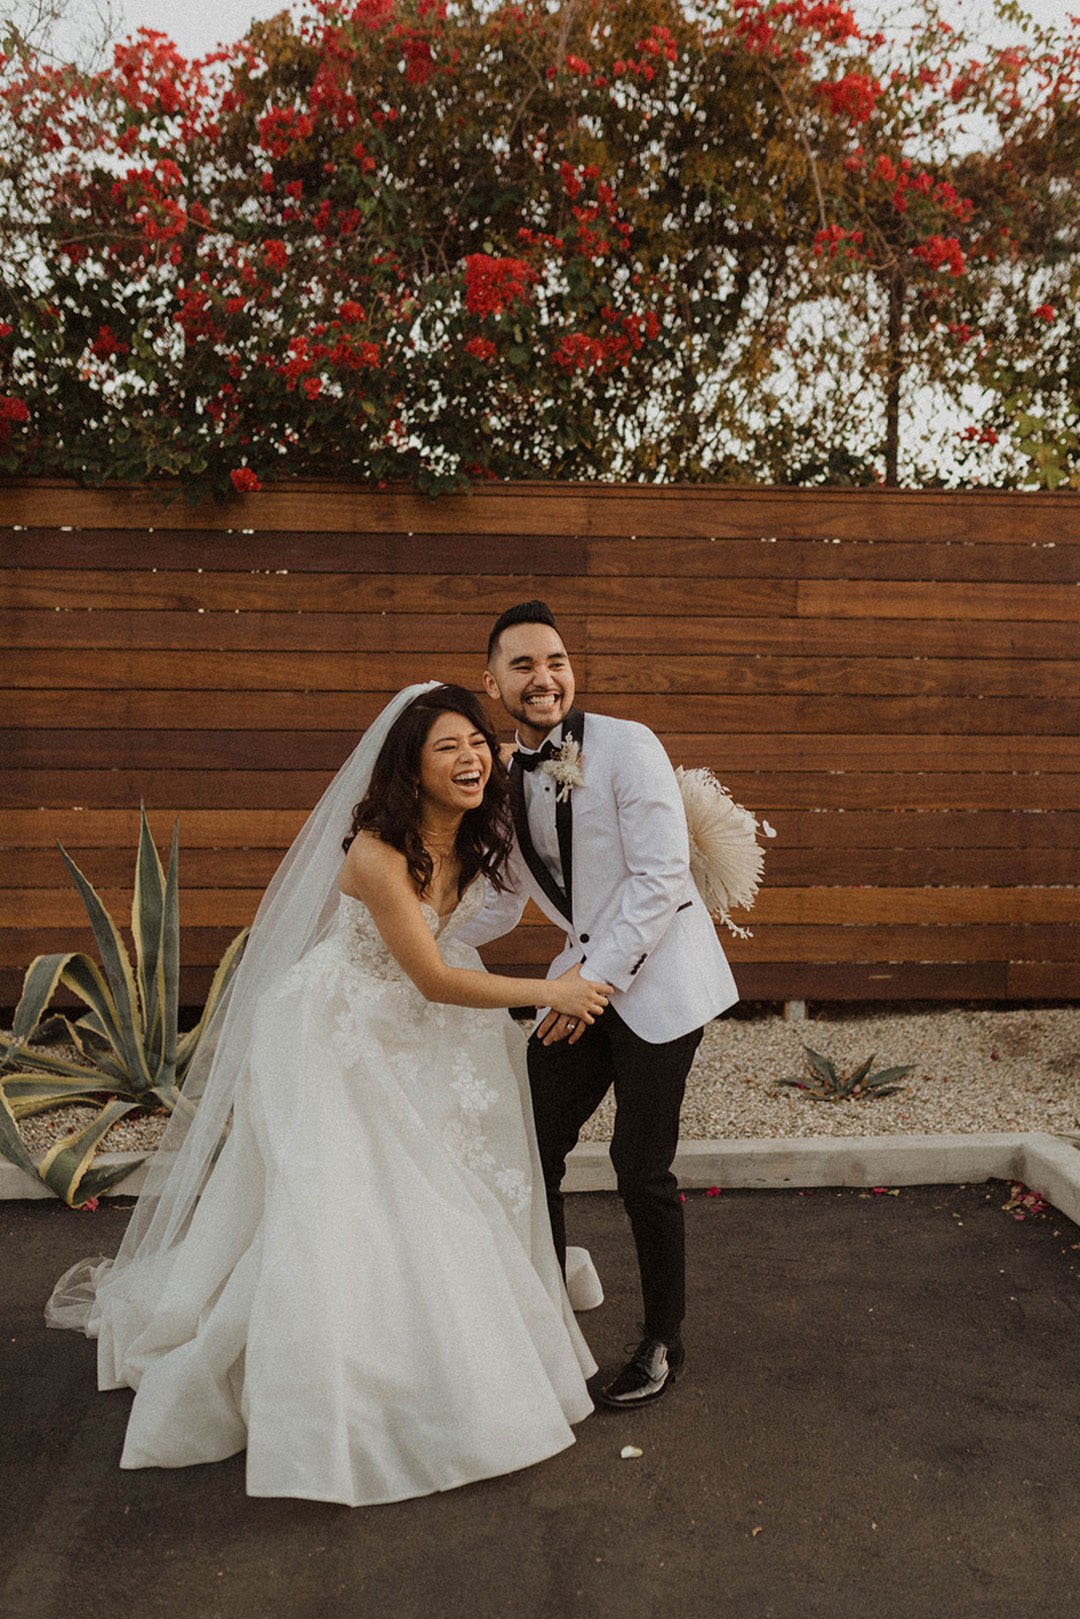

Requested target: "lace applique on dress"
[{"left": 328, "top": 882, "right": 530, "bottom": 1218}]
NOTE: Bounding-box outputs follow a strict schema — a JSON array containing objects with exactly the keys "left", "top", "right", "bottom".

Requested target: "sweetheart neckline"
[{"left": 338, "top": 883, "right": 477, "bottom": 926}]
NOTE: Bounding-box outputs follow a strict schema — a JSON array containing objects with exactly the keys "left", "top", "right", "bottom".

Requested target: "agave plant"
[
  {"left": 0, "top": 809, "right": 247, "bottom": 1207},
  {"left": 779, "top": 1044, "right": 913, "bottom": 1103}
]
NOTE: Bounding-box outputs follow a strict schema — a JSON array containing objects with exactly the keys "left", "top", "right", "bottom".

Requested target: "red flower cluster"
[
  {"left": 813, "top": 222, "right": 864, "bottom": 260},
  {"left": 960, "top": 424, "right": 998, "bottom": 445},
  {"left": 0, "top": 394, "right": 29, "bottom": 440},
  {"left": 257, "top": 107, "right": 315, "bottom": 159},
  {"left": 611, "top": 25, "right": 678, "bottom": 81},
  {"left": 464, "top": 254, "right": 535, "bottom": 318},
  {"left": 263, "top": 239, "right": 289, "bottom": 272},
  {"left": 733, "top": 0, "right": 861, "bottom": 60},
  {"left": 552, "top": 307, "right": 658, "bottom": 373},
  {"left": 1033, "top": 304, "right": 1055, "bottom": 322},
  {"left": 816, "top": 72, "right": 881, "bottom": 124},
  {"left": 872, "top": 156, "right": 973, "bottom": 221},
  {"left": 90, "top": 324, "right": 129, "bottom": 359},
  {"left": 912, "top": 234, "right": 966, "bottom": 276},
  {"left": 465, "top": 336, "right": 496, "bottom": 361},
  {"left": 230, "top": 466, "right": 261, "bottom": 492}
]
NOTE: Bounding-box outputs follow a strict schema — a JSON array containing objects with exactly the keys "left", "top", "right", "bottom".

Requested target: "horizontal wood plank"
[
  {"left": 3, "top": 921, "right": 1076, "bottom": 965},
  {"left": 6, "top": 729, "right": 1078, "bottom": 773},
  {"left": 0, "top": 569, "right": 800, "bottom": 618},
  {"left": 5, "top": 807, "right": 1079, "bottom": 852},
  {"left": 4, "top": 480, "right": 1079, "bottom": 541},
  {"left": 8, "top": 689, "right": 1079, "bottom": 736},
  {"left": 6, "top": 845, "right": 1079, "bottom": 890},
  {"left": 6, "top": 614, "right": 1076, "bottom": 666},
  {"left": 11, "top": 885, "right": 1079, "bottom": 929},
  {"left": 6, "top": 641, "right": 1080, "bottom": 699},
  {"left": 6, "top": 769, "right": 1080, "bottom": 810},
  {"left": 4, "top": 531, "right": 1080, "bottom": 581},
  {"left": 9, "top": 959, "right": 1054, "bottom": 1005}
]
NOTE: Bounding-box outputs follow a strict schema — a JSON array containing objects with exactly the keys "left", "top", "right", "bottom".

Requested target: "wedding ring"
[{"left": 566, "top": 1018, "right": 578, "bottom": 1029}]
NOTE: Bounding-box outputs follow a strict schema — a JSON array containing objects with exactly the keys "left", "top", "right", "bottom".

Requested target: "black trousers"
[{"left": 527, "top": 1007, "right": 703, "bottom": 1343}]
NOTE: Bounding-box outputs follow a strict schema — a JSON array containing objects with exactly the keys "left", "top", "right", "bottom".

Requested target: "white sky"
[{"left": 38, "top": 0, "right": 1075, "bottom": 65}]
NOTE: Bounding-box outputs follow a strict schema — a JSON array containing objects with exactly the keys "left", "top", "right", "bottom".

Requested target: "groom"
[{"left": 466, "top": 601, "right": 738, "bottom": 1407}]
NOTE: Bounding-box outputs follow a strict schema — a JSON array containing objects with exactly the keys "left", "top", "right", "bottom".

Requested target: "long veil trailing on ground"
[{"left": 46, "top": 682, "right": 442, "bottom": 1334}]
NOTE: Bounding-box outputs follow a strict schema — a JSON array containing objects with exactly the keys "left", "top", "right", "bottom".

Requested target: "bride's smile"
[{"left": 419, "top": 712, "right": 493, "bottom": 815}]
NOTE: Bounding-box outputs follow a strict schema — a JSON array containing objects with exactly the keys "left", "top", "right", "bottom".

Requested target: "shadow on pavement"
[{"left": 2, "top": 1184, "right": 1078, "bottom": 1619}]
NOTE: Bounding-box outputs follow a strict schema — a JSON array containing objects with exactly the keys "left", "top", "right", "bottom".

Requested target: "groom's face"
[{"left": 483, "top": 623, "right": 576, "bottom": 748}]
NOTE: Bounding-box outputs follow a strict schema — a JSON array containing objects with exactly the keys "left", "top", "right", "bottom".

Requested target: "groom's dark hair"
[{"left": 487, "top": 599, "right": 560, "bottom": 663}]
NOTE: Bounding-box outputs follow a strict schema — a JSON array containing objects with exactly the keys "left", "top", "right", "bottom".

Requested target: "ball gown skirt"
[{"left": 51, "top": 883, "right": 597, "bottom": 1506}]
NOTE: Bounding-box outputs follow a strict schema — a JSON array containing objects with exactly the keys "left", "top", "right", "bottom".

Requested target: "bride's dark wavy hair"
[{"left": 343, "top": 685, "right": 514, "bottom": 897}]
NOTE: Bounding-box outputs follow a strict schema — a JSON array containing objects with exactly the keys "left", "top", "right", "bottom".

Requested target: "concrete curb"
[
  {"left": 4, "top": 1131, "right": 1079, "bottom": 1225},
  {"left": 566, "top": 1131, "right": 1080, "bottom": 1226}
]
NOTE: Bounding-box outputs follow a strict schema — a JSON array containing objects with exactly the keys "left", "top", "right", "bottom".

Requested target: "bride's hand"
[{"left": 543, "top": 964, "right": 613, "bottom": 1035}]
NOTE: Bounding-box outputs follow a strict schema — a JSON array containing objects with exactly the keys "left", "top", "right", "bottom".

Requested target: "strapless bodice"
[{"left": 332, "top": 880, "right": 486, "bottom": 982}]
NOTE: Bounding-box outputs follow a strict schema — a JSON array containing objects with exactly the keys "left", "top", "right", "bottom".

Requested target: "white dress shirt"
[{"left": 516, "top": 723, "right": 565, "bottom": 890}]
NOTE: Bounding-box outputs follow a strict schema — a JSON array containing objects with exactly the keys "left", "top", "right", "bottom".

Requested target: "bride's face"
[{"left": 418, "top": 711, "right": 492, "bottom": 816}]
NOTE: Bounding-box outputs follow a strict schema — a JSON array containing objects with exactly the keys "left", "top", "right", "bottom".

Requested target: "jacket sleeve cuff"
[{"left": 578, "top": 950, "right": 635, "bottom": 994}]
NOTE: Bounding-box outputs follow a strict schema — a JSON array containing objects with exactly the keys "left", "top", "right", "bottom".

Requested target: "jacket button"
[{"left": 579, "top": 933, "right": 590, "bottom": 943}]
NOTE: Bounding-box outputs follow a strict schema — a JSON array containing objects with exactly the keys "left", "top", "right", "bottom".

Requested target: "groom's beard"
[{"left": 503, "top": 692, "right": 572, "bottom": 738}]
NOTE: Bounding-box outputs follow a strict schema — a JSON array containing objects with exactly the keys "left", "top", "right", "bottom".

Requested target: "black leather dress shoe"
[{"left": 596, "top": 1337, "right": 685, "bottom": 1408}]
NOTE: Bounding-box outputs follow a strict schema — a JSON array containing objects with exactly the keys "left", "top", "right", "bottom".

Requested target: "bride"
[{"left": 46, "top": 683, "right": 612, "bottom": 1507}]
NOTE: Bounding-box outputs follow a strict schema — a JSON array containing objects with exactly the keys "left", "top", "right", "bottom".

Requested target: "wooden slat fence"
[{"left": 2, "top": 481, "right": 1079, "bottom": 1006}]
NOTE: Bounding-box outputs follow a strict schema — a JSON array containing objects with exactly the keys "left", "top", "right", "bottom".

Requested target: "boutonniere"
[{"left": 541, "top": 737, "right": 584, "bottom": 802}]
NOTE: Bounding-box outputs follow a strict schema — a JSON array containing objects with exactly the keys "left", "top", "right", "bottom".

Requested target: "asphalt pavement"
[{"left": 2, "top": 1184, "right": 1078, "bottom": 1619}]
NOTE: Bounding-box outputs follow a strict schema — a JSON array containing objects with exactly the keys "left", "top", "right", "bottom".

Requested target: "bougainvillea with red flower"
[{"left": 0, "top": 0, "right": 1075, "bottom": 495}]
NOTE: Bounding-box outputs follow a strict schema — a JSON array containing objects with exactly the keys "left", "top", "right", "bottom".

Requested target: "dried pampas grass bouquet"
[{"left": 675, "top": 766, "right": 775, "bottom": 938}]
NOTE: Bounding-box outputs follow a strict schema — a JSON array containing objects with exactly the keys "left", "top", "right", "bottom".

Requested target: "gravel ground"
[
  {"left": 10, "top": 1005, "right": 1080, "bottom": 1158},
  {"left": 582, "top": 1004, "right": 1080, "bottom": 1143}
]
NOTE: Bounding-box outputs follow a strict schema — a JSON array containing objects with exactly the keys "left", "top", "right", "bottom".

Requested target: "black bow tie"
[{"left": 515, "top": 740, "right": 558, "bottom": 773}]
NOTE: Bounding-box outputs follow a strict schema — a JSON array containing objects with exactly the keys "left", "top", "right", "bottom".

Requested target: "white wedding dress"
[{"left": 72, "top": 880, "right": 597, "bottom": 1506}]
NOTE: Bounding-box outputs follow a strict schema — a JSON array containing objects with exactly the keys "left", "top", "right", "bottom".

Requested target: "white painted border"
[{"left": 4, "top": 1132, "right": 1079, "bottom": 1226}]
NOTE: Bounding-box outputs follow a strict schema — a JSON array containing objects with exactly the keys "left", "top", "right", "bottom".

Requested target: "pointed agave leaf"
[
  {"left": 175, "top": 926, "right": 248, "bottom": 1078},
  {"left": 132, "top": 805, "right": 167, "bottom": 1073},
  {"left": 868, "top": 1065, "right": 914, "bottom": 1086},
  {"left": 59, "top": 1017, "right": 128, "bottom": 1083},
  {"left": 37, "top": 1098, "right": 140, "bottom": 1208},
  {"left": 0, "top": 1045, "right": 119, "bottom": 1083},
  {"left": 55, "top": 844, "right": 150, "bottom": 1088},
  {"left": 158, "top": 820, "right": 181, "bottom": 1087},
  {"left": 76, "top": 1154, "right": 147, "bottom": 1203},
  {"left": 0, "top": 1084, "right": 38, "bottom": 1180},
  {"left": 58, "top": 955, "right": 126, "bottom": 1076},
  {"left": 802, "top": 1045, "right": 837, "bottom": 1086},
  {"left": 8, "top": 953, "right": 80, "bottom": 1048},
  {"left": 1, "top": 1071, "right": 124, "bottom": 1118},
  {"left": 847, "top": 1054, "right": 876, "bottom": 1087}
]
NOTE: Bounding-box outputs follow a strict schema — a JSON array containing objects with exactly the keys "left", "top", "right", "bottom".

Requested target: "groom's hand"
[{"left": 536, "top": 1010, "right": 587, "bottom": 1046}]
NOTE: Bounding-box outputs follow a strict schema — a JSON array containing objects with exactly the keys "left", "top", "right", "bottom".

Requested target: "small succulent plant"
[{"left": 779, "top": 1044, "right": 913, "bottom": 1102}]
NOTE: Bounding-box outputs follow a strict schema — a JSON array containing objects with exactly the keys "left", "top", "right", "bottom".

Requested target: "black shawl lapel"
[
  {"left": 509, "top": 752, "right": 572, "bottom": 924},
  {"left": 554, "top": 707, "right": 584, "bottom": 929}
]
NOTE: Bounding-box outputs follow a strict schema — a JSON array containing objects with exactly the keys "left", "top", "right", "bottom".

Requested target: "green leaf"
[
  {"left": 132, "top": 804, "right": 166, "bottom": 1068},
  {"left": 802, "top": 1045, "right": 837, "bottom": 1086},
  {"left": 0, "top": 1085, "right": 38, "bottom": 1180},
  {"left": 7, "top": 953, "right": 80, "bottom": 1049},
  {"left": 867, "top": 1065, "right": 914, "bottom": 1086},
  {"left": 0, "top": 1071, "right": 126, "bottom": 1118},
  {"left": 76, "top": 1154, "right": 148, "bottom": 1203},
  {"left": 175, "top": 927, "right": 247, "bottom": 1079},
  {"left": 159, "top": 820, "right": 181, "bottom": 1087},
  {"left": 848, "top": 1054, "right": 875, "bottom": 1087},
  {"left": 37, "top": 1098, "right": 140, "bottom": 1208},
  {"left": 55, "top": 847, "right": 150, "bottom": 1088}
]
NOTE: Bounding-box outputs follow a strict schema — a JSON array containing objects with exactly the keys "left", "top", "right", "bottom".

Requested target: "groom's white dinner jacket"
[{"left": 458, "top": 707, "right": 739, "bottom": 1044}]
